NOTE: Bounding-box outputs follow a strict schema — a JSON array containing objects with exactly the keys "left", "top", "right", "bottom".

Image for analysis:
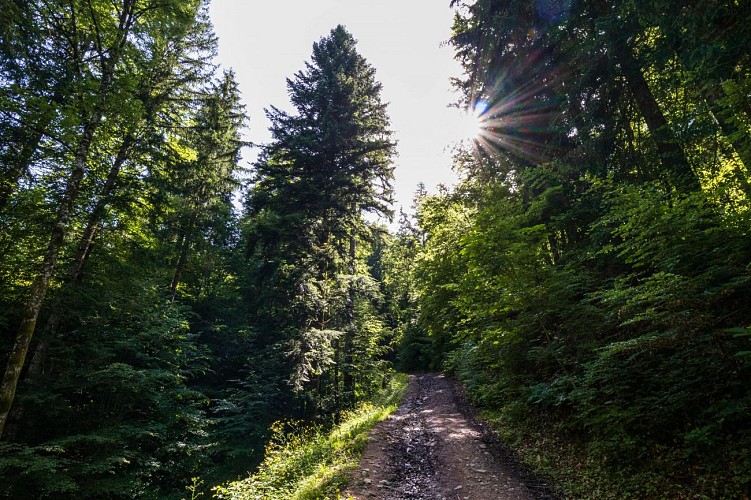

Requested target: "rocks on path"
[{"left": 344, "top": 373, "right": 559, "bottom": 500}]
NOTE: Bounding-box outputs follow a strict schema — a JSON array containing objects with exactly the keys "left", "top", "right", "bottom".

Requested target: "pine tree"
[
  {"left": 166, "top": 70, "right": 246, "bottom": 302},
  {"left": 245, "top": 25, "right": 395, "bottom": 411}
]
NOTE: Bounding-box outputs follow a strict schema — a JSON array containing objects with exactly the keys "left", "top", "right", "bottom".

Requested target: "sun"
[
  {"left": 453, "top": 100, "right": 488, "bottom": 142},
  {"left": 456, "top": 112, "right": 482, "bottom": 140}
]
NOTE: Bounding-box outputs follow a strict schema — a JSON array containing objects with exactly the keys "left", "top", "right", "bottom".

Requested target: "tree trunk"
[
  {"left": 0, "top": 90, "right": 65, "bottom": 212},
  {"left": 333, "top": 338, "right": 340, "bottom": 412},
  {"left": 170, "top": 221, "right": 194, "bottom": 302},
  {"left": 0, "top": 125, "right": 46, "bottom": 211},
  {"left": 342, "top": 234, "right": 356, "bottom": 407},
  {"left": 611, "top": 41, "right": 699, "bottom": 192},
  {"left": 592, "top": 0, "right": 699, "bottom": 192},
  {"left": 0, "top": 120, "right": 97, "bottom": 437},
  {"left": 70, "top": 138, "right": 131, "bottom": 281},
  {"left": 25, "top": 316, "right": 57, "bottom": 382},
  {"left": 703, "top": 85, "right": 751, "bottom": 172}
]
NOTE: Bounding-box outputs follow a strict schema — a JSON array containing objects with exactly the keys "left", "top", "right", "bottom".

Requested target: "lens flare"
[
  {"left": 455, "top": 110, "right": 482, "bottom": 140},
  {"left": 452, "top": 100, "right": 489, "bottom": 143},
  {"left": 474, "top": 100, "right": 489, "bottom": 115}
]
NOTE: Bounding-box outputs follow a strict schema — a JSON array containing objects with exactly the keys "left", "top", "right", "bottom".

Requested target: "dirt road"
[{"left": 345, "top": 373, "right": 558, "bottom": 500}]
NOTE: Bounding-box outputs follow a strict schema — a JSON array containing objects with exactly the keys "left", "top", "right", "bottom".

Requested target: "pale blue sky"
[{"left": 208, "top": 0, "right": 469, "bottom": 221}]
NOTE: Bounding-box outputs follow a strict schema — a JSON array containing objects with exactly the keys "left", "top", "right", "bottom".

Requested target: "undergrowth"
[
  {"left": 479, "top": 403, "right": 749, "bottom": 499},
  {"left": 212, "top": 373, "right": 408, "bottom": 500}
]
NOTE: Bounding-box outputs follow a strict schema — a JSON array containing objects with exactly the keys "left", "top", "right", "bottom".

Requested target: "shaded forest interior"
[{"left": 1, "top": 0, "right": 750, "bottom": 498}]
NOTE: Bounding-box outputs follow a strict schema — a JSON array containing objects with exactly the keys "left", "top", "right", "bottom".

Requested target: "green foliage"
[
  {"left": 3, "top": 0, "right": 751, "bottom": 498},
  {"left": 416, "top": 173, "right": 751, "bottom": 496},
  {"left": 213, "top": 374, "right": 408, "bottom": 500},
  {"left": 730, "top": 327, "right": 751, "bottom": 361},
  {"left": 411, "top": 191, "right": 475, "bottom": 368},
  {"left": 374, "top": 200, "right": 432, "bottom": 372},
  {"left": 0, "top": 293, "right": 213, "bottom": 498},
  {"left": 0, "top": 1, "right": 249, "bottom": 496},
  {"left": 241, "top": 25, "right": 396, "bottom": 416}
]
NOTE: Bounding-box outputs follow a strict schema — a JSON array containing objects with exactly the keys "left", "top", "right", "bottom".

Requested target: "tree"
[
  {"left": 164, "top": 70, "right": 246, "bottom": 302},
  {"left": 23, "top": 6, "right": 220, "bottom": 380},
  {"left": 450, "top": 0, "right": 703, "bottom": 192},
  {"left": 0, "top": 2, "right": 254, "bottom": 493},
  {"left": 245, "top": 25, "right": 395, "bottom": 412},
  {"left": 0, "top": 0, "right": 72, "bottom": 212},
  {"left": 0, "top": 0, "right": 204, "bottom": 438}
]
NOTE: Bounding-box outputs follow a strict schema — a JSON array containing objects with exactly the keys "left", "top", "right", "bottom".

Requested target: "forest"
[{"left": 1, "top": 0, "right": 750, "bottom": 498}]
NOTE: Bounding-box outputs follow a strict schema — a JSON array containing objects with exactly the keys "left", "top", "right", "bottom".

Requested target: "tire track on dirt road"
[{"left": 345, "top": 373, "right": 559, "bottom": 500}]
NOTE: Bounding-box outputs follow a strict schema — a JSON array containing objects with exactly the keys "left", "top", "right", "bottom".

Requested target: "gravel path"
[{"left": 345, "top": 373, "right": 559, "bottom": 500}]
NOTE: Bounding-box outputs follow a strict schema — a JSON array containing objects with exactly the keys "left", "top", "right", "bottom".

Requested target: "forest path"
[{"left": 344, "top": 373, "right": 558, "bottom": 500}]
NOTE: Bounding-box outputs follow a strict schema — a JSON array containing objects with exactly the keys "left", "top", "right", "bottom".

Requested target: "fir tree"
[{"left": 245, "top": 25, "right": 395, "bottom": 412}]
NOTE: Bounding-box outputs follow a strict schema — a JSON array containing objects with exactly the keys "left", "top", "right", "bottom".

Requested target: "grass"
[{"left": 212, "top": 373, "right": 408, "bottom": 500}]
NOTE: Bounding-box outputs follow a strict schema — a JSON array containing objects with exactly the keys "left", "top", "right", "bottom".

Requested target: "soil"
[{"left": 344, "top": 373, "right": 560, "bottom": 500}]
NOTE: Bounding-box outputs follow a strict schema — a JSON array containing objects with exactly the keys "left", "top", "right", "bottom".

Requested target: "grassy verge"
[{"left": 212, "top": 373, "right": 408, "bottom": 500}]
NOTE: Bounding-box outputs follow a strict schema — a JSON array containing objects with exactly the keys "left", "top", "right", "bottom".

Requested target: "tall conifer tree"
[{"left": 245, "top": 25, "right": 395, "bottom": 411}]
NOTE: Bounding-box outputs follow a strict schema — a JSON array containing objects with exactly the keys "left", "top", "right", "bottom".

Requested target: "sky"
[{"left": 208, "top": 0, "right": 470, "bottom": 221}]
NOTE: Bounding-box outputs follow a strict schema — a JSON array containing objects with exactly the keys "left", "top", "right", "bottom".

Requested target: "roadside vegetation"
[{"left": 213, "top": 374, "right": 407, "bottom": 500}]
